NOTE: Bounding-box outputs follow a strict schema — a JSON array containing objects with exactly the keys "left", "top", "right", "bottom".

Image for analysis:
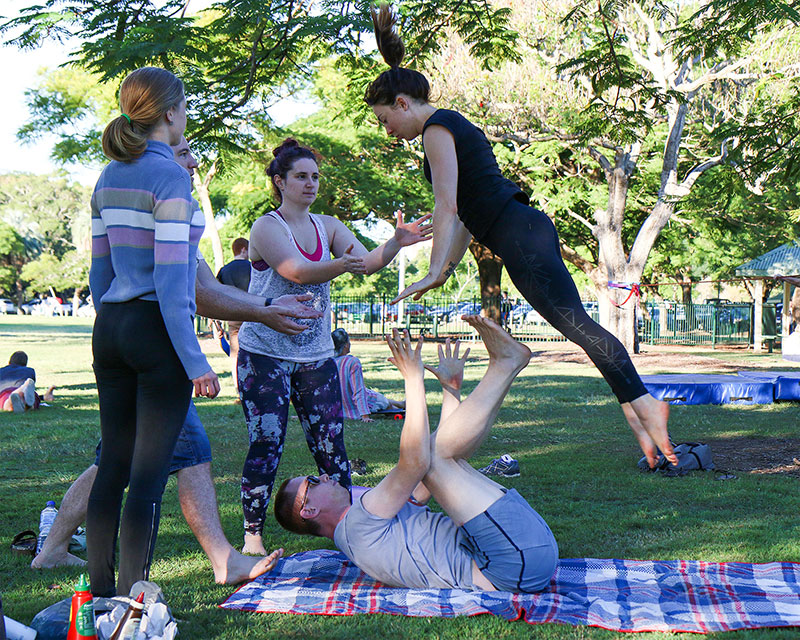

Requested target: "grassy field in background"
[{"left": 1, "top": 315, "right": 799, "bottom": 639}]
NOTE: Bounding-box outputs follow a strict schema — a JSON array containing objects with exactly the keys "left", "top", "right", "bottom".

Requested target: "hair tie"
[{"left": 121, "top": 113, "right": 131, "bottom": 124}]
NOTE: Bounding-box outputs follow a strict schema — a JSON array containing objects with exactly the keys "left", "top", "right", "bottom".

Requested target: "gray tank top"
[
  {"left": 237, "top": 211, "right": 334, "bottom": 362},
  {"left": 333, "top": 492, "right": 476, "bottom": 590}
]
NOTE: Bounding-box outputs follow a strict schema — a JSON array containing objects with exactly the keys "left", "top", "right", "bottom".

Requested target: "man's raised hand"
[
  {"left": 424, "top": 337, "right": 469, "bottom": 396},
  {"left": 386, "top": 328, "right": 424, "bottom": 379}
]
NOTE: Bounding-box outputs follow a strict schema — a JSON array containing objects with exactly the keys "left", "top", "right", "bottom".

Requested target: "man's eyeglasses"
[{"left": 299, "top": 475, "right": 320, "bottom": 520}]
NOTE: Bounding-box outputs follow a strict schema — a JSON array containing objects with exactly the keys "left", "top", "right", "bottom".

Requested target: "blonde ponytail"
[{"left": 101, "top": 67, "right": 185, "bottom": 163}]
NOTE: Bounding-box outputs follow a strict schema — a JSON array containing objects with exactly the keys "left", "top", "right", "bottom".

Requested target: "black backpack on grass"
[{"left": 638, "top": 442, "right": 714, "bottom": 476}]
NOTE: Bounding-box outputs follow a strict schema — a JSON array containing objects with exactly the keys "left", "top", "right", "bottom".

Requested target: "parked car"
[
  {"left": 510, "top": 303, "right": 532, "bottom": 320},
  {"left": 0, "top": 298, "right": 18, "bottom": 314},
  {"left": 23, "top": 297, "right": 71, "bottom": 316},
  {"left": 429, "top": 304, "right": 457, "bottom": 322},
  {"left": 451, "top": 301, "right": 482, "bottom": 319},
  {"left": 75, "top": 302, "right": 96, "bottom": 318},
  {"left": 383, "top": 303, "right": 427, "bottom": 322},
  {"left": 20, "top": 299, "right": 44, "bottom": 315}
]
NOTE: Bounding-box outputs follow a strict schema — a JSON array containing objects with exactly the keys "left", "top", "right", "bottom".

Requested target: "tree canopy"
[{"left": 5, "top": 0, "right": 800, "bottom": 340}]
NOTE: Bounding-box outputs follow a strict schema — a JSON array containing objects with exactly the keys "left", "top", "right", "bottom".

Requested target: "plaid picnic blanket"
[{"left": 220, "top": 549, "right": 800, "bottom": 633}]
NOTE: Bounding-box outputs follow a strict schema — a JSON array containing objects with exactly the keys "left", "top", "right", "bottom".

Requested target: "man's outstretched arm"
[
  {"left": 195, "top": 259, "right": 321, "bottom": 334},
  {"left": 362, "top": 330, "right": 431, "bottom": 519},
  {"left": 410, "top": 337, "right": 470, "bottom": 506}
]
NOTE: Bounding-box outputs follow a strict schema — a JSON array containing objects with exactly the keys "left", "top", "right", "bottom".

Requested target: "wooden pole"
[{"left": 754, "top": 279, "right": 764, "bottom": 352}]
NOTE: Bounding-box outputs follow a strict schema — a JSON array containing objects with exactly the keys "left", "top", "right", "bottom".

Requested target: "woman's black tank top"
[{"left": 422, "top": 109, "right": 529, "bottom": 241}]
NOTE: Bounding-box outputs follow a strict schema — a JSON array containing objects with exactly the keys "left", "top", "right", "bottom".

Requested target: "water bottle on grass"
[{"left": 36, "top": 500, "right": 58, "bottom": 555}]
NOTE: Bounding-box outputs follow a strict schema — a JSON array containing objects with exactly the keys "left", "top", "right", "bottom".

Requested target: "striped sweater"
[{"left": 89, "top": 140, "right": 209, "bottom": 379}]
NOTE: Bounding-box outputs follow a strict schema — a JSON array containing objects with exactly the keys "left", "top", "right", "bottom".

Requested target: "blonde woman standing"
[{"left": 88, "top": 67, "right": 218, "bottom": 597}]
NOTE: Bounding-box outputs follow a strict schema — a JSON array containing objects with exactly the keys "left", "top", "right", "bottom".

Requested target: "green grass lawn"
[{"left": 1, "top": 315, "right": 799, "bottom": 639}]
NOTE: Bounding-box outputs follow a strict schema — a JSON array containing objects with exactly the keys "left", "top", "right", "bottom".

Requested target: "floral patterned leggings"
[{"left": 237, "top": 349, "right": 351, "bottom": 535}]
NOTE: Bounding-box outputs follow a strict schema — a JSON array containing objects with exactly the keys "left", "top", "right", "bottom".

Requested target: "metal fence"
[
  {"left": 330, "top": 296, "right": 776, "bottom": 348},
  {"left": 636, "top": 302, "right": 766, "bottom": 347}
]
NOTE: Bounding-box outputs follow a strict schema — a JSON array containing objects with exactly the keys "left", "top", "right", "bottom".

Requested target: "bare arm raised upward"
[{"left": 361, "top": 330, "right": 431, "bottom": 520}]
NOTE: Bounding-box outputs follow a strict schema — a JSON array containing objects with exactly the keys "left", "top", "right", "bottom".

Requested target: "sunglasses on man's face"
[{"left": 299, "top": 475, "right": 321, "bottom": 520}]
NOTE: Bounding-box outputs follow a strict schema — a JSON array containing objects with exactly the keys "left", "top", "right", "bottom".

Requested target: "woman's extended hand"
[
  {"left": 192, "top": 368, "right": 220, "bottom": 398},
  {"left": 391, "top": 273, "right": 441, "bottom": 304},
  {"left": 337, "top": 244, "right": 367, "bottom": 275},
  {"left": 393, "top": 210, "right": 433, "bottom": 247}
]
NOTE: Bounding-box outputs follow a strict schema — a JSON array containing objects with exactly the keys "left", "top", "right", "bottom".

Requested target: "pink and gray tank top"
[{"left": 237, "top": 211, "right": 334, "bottom": 363}]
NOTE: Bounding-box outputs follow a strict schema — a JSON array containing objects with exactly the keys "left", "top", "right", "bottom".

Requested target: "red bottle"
[{"left": 67, "top": 574, "right": 98, "bottom": 640}]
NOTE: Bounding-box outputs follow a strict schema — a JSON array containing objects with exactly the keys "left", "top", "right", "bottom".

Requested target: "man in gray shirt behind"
[{"left": 275, "top": 316, "right": 558, "bottom": 593}]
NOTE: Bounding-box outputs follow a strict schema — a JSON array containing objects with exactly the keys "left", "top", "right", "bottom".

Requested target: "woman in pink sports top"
[{"left": 235, "top": 138, "right": 432, "bottom": 556}]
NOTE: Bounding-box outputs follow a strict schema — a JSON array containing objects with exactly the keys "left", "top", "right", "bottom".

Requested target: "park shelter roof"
[{"left": 735, "top": 242, "right": 800, "bottom": 278}]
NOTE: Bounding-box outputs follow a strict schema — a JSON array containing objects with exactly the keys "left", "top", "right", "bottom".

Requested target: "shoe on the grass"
[
  {"left": 20, "top": 378, "right": 37, "bottom": 408},
  {"left": 478, "top": 454, "right": 520, "bottom": 478},
  {"left": 9, "top": 390, "right": 25, "bottom": 413},
  {"left": 351, "top": 458, "right": 367, "bottom": 476}
]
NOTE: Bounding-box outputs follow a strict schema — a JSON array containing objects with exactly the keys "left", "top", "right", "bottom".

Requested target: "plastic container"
[
  {"left": 66, "top": 574, "right": 97, "bottom": 640},
  {"left": 109, "top": 592, "right": 145, "bottom": 640},
  {"left": 4, "top": 615, "right": 39, "bottom": 640},
  {"left": 36, "top": 501, "right": 58, "bottom": 555}
]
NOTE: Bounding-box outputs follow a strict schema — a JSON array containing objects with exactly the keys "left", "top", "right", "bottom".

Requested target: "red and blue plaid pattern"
[{"left": 220, "top": 550, "right": 800, "bottom": 633}]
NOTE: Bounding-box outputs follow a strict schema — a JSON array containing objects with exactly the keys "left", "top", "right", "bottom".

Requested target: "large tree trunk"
[
  {"left": 193, "top": 161, "right": 224, "bottom": 273},
  {"left": 593, "top": 146, "right": 641, "bottom": 351},
  {"left": 469, "top": 241, "right": 503, "bottom": 323},
  {"left": 680, "top": 281, "right": 692, "bottom": 304}
]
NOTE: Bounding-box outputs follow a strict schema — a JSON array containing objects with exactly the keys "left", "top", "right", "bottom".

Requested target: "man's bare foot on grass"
[
  {"left": 242, "top": 533, "right": 268, "bottom": 556},
  {"left": 31, "top": 550, "right": 86, "bottom": 569},
  {"left": 463, "top": 315, "right": 530, "bottom": 372},
  {"left": 625, "top": 395, "right": 675, "bottom": 467},
  {"left": 214, "top": 548, "right": 283, "bottom": 585}
]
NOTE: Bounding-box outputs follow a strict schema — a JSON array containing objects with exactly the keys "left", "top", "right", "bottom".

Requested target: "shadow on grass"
[{"left": 0, "top": 318, "right": 93, "bottom": 335}]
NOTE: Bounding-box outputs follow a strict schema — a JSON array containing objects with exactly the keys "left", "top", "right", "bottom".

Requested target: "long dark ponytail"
[{"left": 363, "top": 4, "right": 430, "bottom": 107}]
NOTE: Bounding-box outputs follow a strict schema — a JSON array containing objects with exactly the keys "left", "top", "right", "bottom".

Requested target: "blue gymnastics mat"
[
  {"left": 641, "top": 374, "right": 774, "bottom": 405},
  {"left": 736, "top": 370, "right": 800, "bottom": 401}
]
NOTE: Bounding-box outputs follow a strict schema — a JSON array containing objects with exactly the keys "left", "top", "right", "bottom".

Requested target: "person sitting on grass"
[
  {"left": 0, "top": 351, "right": 55, "bottom": 413},
  {"left": 276, "top": 317, "right": 558, "bottom": 592},
  {"left": 332, "top": 328, "right": 405, "bottom": 422}
]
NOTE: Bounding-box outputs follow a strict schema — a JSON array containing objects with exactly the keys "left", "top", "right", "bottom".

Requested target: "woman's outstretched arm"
[
  {"left": 326, "top": 210, "right": 432, "bottom": 276},
  {"left": 393, "top": 125, "right": 472, "bottom": 303}
]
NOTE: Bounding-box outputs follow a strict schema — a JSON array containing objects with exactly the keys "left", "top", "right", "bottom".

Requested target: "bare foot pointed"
[
  {"left": 463, "top": 315, "right": 530, "bottom": 370},
  {"left": 214, "top": 548, "right": 284, "bottom": 585},
  {"left": 627, "top": 395, "right": 675, "bottom": 466},
  {"left": 622, "top": 403, "right": 659, "bottom": 468}
]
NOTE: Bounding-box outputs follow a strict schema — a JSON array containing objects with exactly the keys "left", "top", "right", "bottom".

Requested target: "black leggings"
[
  {"left": 482, "top": 199, "right": 647, "bottom": 403},
  {"left": 87, "top": 300, "right": 192, "bottom": 597}
]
